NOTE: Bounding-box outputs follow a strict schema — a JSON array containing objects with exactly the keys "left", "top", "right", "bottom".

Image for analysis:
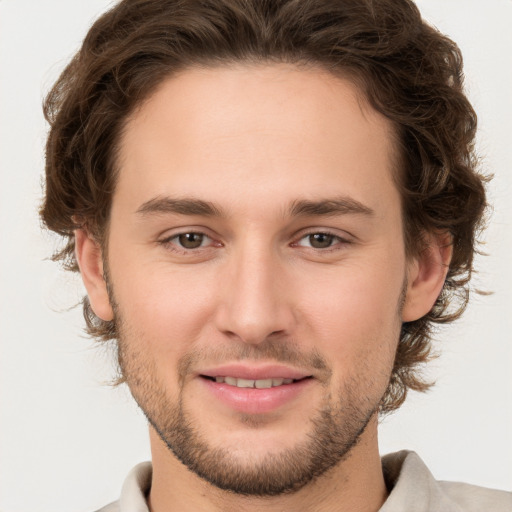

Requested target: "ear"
[
  {"left": 402, "top": 232, "right": 453, "bottom": 322},
  {"left": 74, "top": 229, "right": 114, "bottom": 321}
]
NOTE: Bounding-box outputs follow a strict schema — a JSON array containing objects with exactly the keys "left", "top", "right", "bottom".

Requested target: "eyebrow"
[
  {"left": 136, "top": 196, "right": 225, "bottom": 217},
  {"left": 135, "top": 195, "right": 374, "bottom": 219},
  {"left": 289, "top": 197, "right": 375, "bottom": 217}
]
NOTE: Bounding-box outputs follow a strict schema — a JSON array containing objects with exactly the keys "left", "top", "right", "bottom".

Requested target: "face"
[{"left": 101, "top": 64, "right": 412, "bottom": 494}]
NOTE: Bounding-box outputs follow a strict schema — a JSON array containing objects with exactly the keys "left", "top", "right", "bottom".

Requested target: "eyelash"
[
  {"left": 159, "top": 232, "right": 218, "bottom": 254},
  {"left": 292, "top": 230, "right": 351, "bottom": 251},
  {"left": 159, "top": 229, "right": 351, "bottom": 255}
]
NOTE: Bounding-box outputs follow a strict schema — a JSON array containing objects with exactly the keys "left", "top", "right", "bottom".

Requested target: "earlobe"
[
  {"left": 402, "top": 232, "right": 453, "bottom": 322},
  {"left": 74, "top": 229, "right": 114, "bottom": 321}
]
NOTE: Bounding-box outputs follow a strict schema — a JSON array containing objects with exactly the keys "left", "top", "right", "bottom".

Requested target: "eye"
[
  {"left": 178, "top": 232, "right": 208, "bottom": 249},
  {"left": 294, "top": 232, "right": 348, "bottom": 250},
  {"left": 162, "top": 232, "right": 213, "bottom": 250}
]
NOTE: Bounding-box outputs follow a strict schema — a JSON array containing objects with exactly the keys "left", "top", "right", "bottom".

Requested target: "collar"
[{"left": 110, "top": 451, "right": 476, "bottom": 512}]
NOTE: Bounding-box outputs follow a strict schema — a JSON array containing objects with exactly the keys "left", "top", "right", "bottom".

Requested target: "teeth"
[
  {"left": 255, "top": 379, "right": 273, "bottom": 389},
  {"left": 213, "top": 376, "right": 296, "bottom": 388},
  {"left": 237, "top": 378, "right": 255, "bottom": 388}
]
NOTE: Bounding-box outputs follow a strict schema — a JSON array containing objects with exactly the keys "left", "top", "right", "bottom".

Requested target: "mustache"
[{"left": 177, "top": 338, "right": 331, "bottom": 382}]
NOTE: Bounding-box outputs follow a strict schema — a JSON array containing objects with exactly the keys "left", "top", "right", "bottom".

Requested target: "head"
[{"left": 41, "top": 0, "right": 487, "bottom": 496}]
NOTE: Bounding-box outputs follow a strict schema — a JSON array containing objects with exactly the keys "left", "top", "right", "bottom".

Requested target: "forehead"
[{"left": 115, "top": 64, "right": 400, "bottom": 219}]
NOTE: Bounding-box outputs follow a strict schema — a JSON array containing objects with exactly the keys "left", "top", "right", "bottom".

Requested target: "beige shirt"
[{"left": 96, "top": 451, "right": 512, "bottom": 512}]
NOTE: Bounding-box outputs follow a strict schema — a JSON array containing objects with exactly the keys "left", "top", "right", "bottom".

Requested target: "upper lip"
[{"left": 198, "top": 363, "right": 312, "bottom": 380}]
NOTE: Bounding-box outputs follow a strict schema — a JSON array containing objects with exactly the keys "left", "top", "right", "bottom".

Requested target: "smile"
[
  {"left": 199, "top": 373, "right": 314, "bottom": 414},
  {"left": 205, "top": 376, "right": 298, "bottom": 388}
]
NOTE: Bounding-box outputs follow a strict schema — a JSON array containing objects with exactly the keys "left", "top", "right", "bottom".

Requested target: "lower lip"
[{"left": 200, "top": 377, "right": 313, "bottom": 415}]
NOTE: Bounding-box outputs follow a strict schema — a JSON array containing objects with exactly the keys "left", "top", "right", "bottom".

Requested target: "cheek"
[
  {"left": 110, "top": 260, "right": 219, "bottom": 353},
  {"left": 297, "top": 261, "right": 404, "bottom": 366},
  {"left": 112, "top": 266, "right": 221, "bottom": 402}
]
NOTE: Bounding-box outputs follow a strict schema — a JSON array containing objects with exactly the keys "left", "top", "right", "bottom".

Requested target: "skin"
[{"left": 76, "top": 64, "right": 451, "bottom": 512}]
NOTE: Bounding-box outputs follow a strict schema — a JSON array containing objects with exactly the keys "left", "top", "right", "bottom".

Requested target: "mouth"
[
  {"left": 197, "top": 365, "right": 315, "bottom": 414},
  {"left": 200, "top": 375, "right": 312, "bottom": 389}
]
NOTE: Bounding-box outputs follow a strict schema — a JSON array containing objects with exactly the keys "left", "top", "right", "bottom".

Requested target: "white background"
[{"left": 0, "top": 1, "right": 511, "bottom": 511}]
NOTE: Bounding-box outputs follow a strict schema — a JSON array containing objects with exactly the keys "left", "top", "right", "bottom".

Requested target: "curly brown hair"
[{"left": 40, "top": 0, "right": 488, "bottom": 413}]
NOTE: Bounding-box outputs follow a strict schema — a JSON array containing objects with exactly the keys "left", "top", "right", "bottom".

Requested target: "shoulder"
[
  {"left": 438, "top": 480, "right": 512, "bottom": 512},
  {"left": 92, "top": 461, "right": 152, "bottom": 512},
  {"left": 94, "top": 502, "right": 120, "bottom": 512},
  {"left": 381, "top": 451, "right": 512, "bottom": 512}
]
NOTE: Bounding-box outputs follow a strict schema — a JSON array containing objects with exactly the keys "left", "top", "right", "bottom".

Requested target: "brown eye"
[
  {"left": 178, "top": 233, "right": 205, "bottom": 249},
  {"left": 308, "top": 233, "right": 335, "bottom": 249}
]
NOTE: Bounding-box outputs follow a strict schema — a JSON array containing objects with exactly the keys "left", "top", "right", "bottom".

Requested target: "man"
[{"left": 39, "top": 0, "right": 511, "bottom": 510}]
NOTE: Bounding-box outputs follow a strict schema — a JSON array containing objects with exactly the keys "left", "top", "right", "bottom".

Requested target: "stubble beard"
[
  {"left": 116, "top": 325, "right": 387, "bottom": 496},
  {"left": 107, "top": 265, "right": 404, "bottom": 497}
]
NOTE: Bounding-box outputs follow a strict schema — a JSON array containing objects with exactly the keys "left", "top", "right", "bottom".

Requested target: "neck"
[{"left": 147, "top": 416, "right": 387, "bottom": 512}]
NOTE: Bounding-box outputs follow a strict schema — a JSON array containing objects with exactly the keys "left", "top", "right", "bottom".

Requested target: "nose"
[{"left": 214, "top": 243, "right": 296, "bottom": 345}]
